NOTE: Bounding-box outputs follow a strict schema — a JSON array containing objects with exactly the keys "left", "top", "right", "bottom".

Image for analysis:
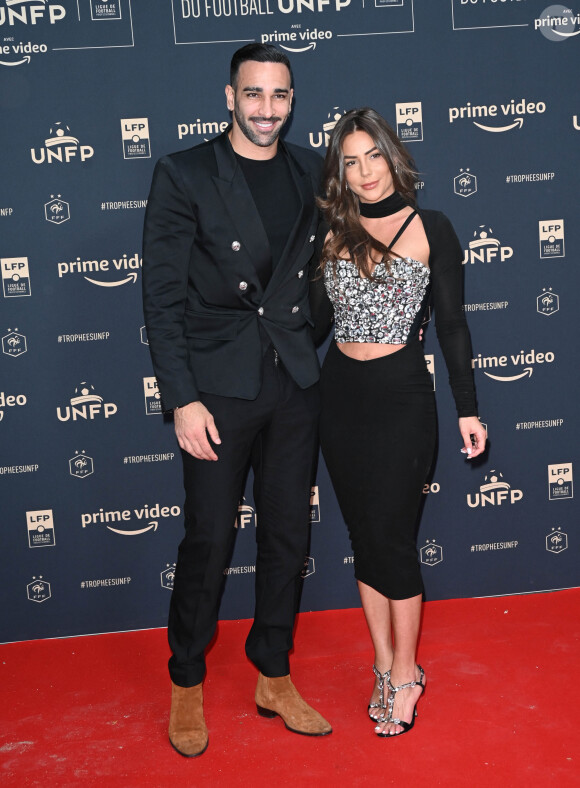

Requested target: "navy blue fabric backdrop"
[{"left": 1, "top": 0, "right": 578, "bottom": 642}]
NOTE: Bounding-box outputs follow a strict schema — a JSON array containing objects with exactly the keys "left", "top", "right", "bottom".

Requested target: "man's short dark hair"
[{"left": 229, "top": 43, "right": 293, "bottom": 90}]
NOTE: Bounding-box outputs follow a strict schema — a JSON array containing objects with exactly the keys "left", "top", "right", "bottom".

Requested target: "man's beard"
[{"left": 234, "top": 104, "right": 286, "bottom": 148}]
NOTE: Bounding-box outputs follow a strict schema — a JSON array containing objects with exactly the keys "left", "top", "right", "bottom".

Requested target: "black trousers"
[
  {"left": 168, "top": 349, "right": 320, "bottom": 687},
  {"left": 319, "top": 340, "right": 437, "bottom": 600}
]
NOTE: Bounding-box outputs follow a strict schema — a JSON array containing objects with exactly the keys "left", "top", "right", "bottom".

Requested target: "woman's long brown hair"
[{"left": 317, "top": 107, "right": 418, "bottom": 280}]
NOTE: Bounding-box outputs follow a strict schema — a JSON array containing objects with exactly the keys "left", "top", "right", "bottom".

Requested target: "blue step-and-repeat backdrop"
[{"left": 1, "top": 0, "right": 578, "bottom": 643}]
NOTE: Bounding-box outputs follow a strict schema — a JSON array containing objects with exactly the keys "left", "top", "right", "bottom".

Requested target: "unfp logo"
[
  {"left": 31, "top": 122, "right": 94, "bottom": 165},
  {"left": 548, "top": 463, "right": 573, "bottom": 501},
  {"left": 308, "top": 107, "right": 345, "bottom": 149},
  {"left": 539, "top": 220, "right": 565, "bottom": 258},
  {"left": 57, "top": 382, "right": 117, "bottom": 422},
  {"left": 2, "top": 327, "right": 27, "bottom": 357},
  {"left": 463, "top": 226, "right": 513, "bottom": 265},
  {"left": 121, "top": 118, "right": 151, "bottom": 160},
  {"left": 396, "top": 102, "right": 423, "bottom": 142},
  {"left": 424, "top": 354, "right": 435, "bottom": 390},
  {"left": 2, "top": 256, "right": 31, "bottom": 297},
  {"left": 467, "top": 470, "right": 523, "bottom": 508},
  {"left": 45, "top": 194, "right": 70, "bottom": 225},
  {"left": 0, "top": 1, "right": 65, "bottom": 26},
  {"left": 236, "top": 497, "right": 256, "bottom": 529},
  {"left": 143, "top": 376, "right": 162, "bottom": 415},
  {"left": 27, "top": 509, "right": 55, "bottom": 548},
  {"left": 454, "top": 168, "right": 477, "bottom": 198}
]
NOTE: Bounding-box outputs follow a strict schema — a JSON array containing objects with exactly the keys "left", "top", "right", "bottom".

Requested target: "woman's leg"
[
  {"left": 358, "top": 581, "right": 393, "bottom": 711},
  {"left": 375, "top": 594, "right": 424, "bottom": 735}
]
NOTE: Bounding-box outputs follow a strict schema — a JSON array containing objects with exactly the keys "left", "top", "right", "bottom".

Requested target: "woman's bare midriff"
[{"left": 336, "top": 342, "right": 405, "bottom": 361}]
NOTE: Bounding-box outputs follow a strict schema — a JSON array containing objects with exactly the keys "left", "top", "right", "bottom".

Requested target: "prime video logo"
[{"left": 449, "top": 98, "right": 545, "bottom": 132}]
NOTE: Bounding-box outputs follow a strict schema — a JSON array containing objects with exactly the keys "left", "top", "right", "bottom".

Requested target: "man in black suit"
[{"left": 142, "top": 44, "right": 331, "bottom": 757}]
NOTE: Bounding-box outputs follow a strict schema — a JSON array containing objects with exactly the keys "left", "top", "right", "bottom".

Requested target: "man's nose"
[{"left": 260, "top": 97, "right": 274, "bottom": 117}]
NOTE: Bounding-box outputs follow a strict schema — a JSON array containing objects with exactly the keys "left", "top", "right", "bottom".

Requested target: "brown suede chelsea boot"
[
  {"left": 168, "top": 681, "right": 209, "bottom": 757},
  {"left": 255, "top": 673, "right": 332, "bottom": 736}
]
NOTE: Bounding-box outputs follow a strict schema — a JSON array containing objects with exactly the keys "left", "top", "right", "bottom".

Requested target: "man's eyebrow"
[
  {"left": 241, "top": 86, "right": 290, "bottom": 94},
  {"left": 343, "top": 146, "right": 379, "bottom": 159}
]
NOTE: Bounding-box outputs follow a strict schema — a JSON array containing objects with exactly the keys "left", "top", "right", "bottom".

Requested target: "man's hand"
[
  {"left": 458, "top": 416, "right": 487, "bottom": 460},
  {"left": 174, "top": 401, "right": 221, "bottom": 461}
]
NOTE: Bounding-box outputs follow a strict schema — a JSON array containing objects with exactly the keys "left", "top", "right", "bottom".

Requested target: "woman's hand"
[{"left": 458, "top": 416, "right": 486, "bottom": 460}]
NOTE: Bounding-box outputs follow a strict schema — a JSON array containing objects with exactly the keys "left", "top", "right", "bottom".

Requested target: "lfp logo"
[
  {"left": 2, "top": 257, "right": 31, "bottom": 297},
  {"left": 121, "top": 118, "right": 151, "bottom": 160},
  {"left": 27, "top": 509, "right": 55, "bottom": 548},
  {"left": 548, "top": 464, "right": 573, "bottom": 501},
  {"left": 91, "top": 0, "right": 122, "bottom": 20},
  {"left": 143, "top": 376, "right": 161, "bottom": 415},
  {"left": 539, "top": 220, "right": 565, "bottom": 258},
  {"left": 310, "top": 486, "right": 320, "bottom": 523},
  {"left": 396, "top": 102, "right": 423, "bottom": 142}
]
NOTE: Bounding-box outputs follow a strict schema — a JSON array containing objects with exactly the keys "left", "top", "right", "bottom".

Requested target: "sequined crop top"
[
  {"left": 310, "top": 208, "right": 479, "bottom": 417},
  {"left": 323, "top": 256, "right": 430, "bottom": 345}
]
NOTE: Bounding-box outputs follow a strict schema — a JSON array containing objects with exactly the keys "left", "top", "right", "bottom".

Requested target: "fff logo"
[{"left": 420, "top": 540, "right": 443, "bottom": 566}]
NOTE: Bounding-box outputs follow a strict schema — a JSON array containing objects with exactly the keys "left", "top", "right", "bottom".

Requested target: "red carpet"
[{"left": 1, "top": 590, "right": 579, "bottom": 787}]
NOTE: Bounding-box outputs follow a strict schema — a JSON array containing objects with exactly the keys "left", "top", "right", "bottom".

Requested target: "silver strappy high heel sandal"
[
  {"left": 376, "top": 665, "right": 425, "bottom": 737},
  {"left": 368, "top": 665, "right": 390, "bottom": 722}
]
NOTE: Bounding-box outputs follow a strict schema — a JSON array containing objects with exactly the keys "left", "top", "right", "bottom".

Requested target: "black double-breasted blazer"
[{"left": 142, "top": 130, "right": 324, "bottom": 411}]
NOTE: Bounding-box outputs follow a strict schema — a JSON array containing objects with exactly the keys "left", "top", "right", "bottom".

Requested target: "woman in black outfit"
[{"left": 312, "top": 108, "right": 486, "bottom": 737}]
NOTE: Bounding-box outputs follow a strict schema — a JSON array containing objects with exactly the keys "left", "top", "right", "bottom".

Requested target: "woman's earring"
[{"left": 345, "top": 183, "right": 349, "bottom": 191}]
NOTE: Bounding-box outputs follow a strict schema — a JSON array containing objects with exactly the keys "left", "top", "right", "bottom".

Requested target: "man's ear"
[{"left": 225, "top": 84, "right": 234, "bottom": 112}]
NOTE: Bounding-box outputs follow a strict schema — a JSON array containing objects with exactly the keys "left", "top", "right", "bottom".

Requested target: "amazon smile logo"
[
  {"left": 449, "top": 99, "right": 546, "bottom": 133},
  {"left": 472, "top": 349, "right": 555, "bottom": 382},
  {"left": 57, "top": 252, "right": 141, "bottom": 286}
]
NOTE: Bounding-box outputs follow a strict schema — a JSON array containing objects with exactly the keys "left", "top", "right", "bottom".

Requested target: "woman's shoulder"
[
  {"left": 416, "top": 207, "right": 452, "bottom": 230},
  {"left": 417, "top": 207, "right": 460, "bottom": 246}
]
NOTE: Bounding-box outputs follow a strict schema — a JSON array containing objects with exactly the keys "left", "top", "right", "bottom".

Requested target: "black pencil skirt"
[{"left": 319, "top": 340, "right": 437, "bottom": 600}]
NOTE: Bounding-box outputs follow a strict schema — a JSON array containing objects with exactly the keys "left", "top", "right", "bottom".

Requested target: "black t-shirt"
[{"left": 235, "top": 150, "right": 301, "bottom": 289}]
